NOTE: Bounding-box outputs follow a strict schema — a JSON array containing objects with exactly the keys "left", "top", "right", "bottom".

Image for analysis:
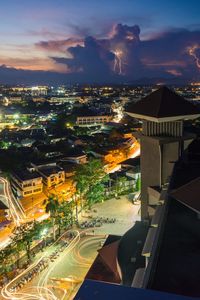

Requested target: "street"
[{"left": 1, "top": 230, "right": 106, "bottom": 300}]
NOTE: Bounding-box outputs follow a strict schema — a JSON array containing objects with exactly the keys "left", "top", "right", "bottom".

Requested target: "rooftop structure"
[
  {"left": 126, "top": 86, "right": 200, "bottom": 219},
  {"left": 126, "top": 86, "right": 200, "bottom": 122}
]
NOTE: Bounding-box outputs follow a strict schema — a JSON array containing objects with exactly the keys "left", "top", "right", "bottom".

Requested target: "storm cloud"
[
  {"left": 52, "top": 36, "right": 116, "bottom": 81},
  {"left": 140, "top": 28, "right": 200, "bottom": 78},
  {"left": 3, "top": 23, "right": 200, "bottom": 84},
  {"left": 47, "top": 24, "right": 200, "bottom": 82}
]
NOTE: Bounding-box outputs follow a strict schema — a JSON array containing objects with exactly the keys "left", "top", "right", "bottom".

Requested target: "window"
[
  {"left": 24, "top": 190, "right": 32, "bottom": 195},
  {"left": 34, "top": 188, "right": 42, "bottom": 193},
  {"left": 23, "top": 183, "right": 32, "bottom": 188}
]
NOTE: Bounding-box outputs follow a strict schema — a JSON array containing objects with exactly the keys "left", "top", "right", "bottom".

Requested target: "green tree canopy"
[
  {"left": 85, "top": 182, "right": 105, "bottom": 209},
  {"left": 43, "top": 194, "right": 60, "bottom": 240},
  {"left": 73, "top": 158, "right": 109, "bottom": 211}
]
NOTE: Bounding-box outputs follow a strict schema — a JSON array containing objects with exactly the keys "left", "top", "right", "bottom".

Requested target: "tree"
[
  {"left": 12, "top": 239, "right": 25, "bottom": 268},
  {"left": 57, "top": 201, "right": 74, "bottom": 234},
  {"left": 43, "top": 194, "right": 59, "bottom": 240},
  {"left": 38, "top": 219, "right": 51, "bottom": 248},
  {"left": 12, "top": 221, "right": 41, "bottom": 262},
  {"left": 73, "top": 158, "right": 109, "bottom": 217},
  {"left": 74, "top": 158, "right": 107, "bottom": 192},
  {"left": 52, "top": 113, "right": 75, "bottom": 133},
  {"left": 85, "top": 182, "right": 105, "bottom": 209},
  {"left": 0, "top": 141, "right": 9, "bottom": 149},
  {"left": 115, "top": 176, "right": 128, "bottom": 197}
]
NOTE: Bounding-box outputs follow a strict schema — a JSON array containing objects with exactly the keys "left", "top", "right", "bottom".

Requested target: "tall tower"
[{"left": 126, "top": 87, "right": 200, "bottom": 219}]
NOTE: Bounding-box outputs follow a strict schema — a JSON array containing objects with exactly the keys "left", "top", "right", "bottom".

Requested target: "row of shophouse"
[
  {"left": 10, "top": 152, "right": 87, "bottom": 199},
  {"left": 10, "top": 156, "right": 140, "bottom": 200}
]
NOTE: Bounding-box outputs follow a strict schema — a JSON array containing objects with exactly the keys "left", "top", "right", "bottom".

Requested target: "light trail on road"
[
  {"left": 1, "top": 230, "right": 80, "bottom": 300},
  {"left": 72, "top": 235, "right": 105, "bottom": 268},
  {"left": 1, "top": 230, "right": 105, "bottom": 300},
  {"left": 37, "top": 230, "right": 80, "bottom": 300},
  {"left": 0, "top": 177, "right": 25, "bottom": 226}
]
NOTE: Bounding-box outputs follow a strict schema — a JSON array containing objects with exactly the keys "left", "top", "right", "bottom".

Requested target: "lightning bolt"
[
  {"left": 112, "top": 49, "right": 123, "bottom": 74},
  {"left": 188, "top": 45, "right": 200, "bottom": 69}
]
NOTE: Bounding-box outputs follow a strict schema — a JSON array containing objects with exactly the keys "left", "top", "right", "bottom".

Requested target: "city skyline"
[
  {"left": 1, "top": 1, "right": 200, "bottom": 298},
  {"left": 1, "top": 0, "right": 200, "bottom": 84}
]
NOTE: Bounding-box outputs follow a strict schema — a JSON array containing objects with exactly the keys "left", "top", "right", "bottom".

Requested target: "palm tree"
[
  {"left": 57, "top": 201, "right": 74, "bottom": 234},
  {"left": 43, "top": 194, "right": 59, "bottom": 241},
  {"left": 12, "top": 221, "right": 40, "bottom": 262}
]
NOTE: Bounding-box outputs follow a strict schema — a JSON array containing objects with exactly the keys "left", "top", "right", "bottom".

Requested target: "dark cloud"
[
  {"left": 140, "top": 28, "right": 200, "bottom": 78},
  {"left": 35, "top": 24, "right": 200, "bottom": 82},
  {"left": 108, "top": 24, "right": 142, "bottom": 76},
  {"left": 5, "top": 24, "right": 200, "bottom": 84},
  {"left": 52, "top": 36, "right": 115, "bottom": 81},
  {"left": 51, "top": 24, "right": 143, "bottom": 80}
]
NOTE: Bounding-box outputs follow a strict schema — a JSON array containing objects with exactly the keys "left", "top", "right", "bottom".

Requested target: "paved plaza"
[{"left": 80, "top": 196, "right": 141, "bottom": 236}]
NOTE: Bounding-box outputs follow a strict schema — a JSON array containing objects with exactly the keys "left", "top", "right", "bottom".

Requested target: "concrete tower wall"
[
  {"left": 161, "top": 141, "right": 180, "bottom": 185},
  {"left": 141, "top": 136, "right": 161, "bottom": 219},
  {"left": 141, "top": 136, "right": 183, "bottom": 219}
]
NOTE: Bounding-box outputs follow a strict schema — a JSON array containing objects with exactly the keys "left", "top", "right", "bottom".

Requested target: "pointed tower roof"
[{"left": 126, "top": 86, "right": 200, "bottom": 122}]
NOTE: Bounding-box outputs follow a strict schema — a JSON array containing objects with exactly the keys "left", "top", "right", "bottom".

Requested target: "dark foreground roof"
[
  {"left": 74, "top": 279, "right": 195, "bottom": 300},
  {"left": 149, "top": 157, "right": 200, "bottom": 297},
  {"left": 126, "top": 86, "right": 200, "bottom": 119},
  {"left": 117, "top": 222, "right": 148, "bottom": 286},
  {"left": 170, "top": 177, "right": 200, "bottom": 213}
]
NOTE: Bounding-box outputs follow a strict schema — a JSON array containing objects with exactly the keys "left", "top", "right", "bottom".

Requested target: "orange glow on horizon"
[{"left": 0, "top": 57, "right": 69, "bottom": 73}]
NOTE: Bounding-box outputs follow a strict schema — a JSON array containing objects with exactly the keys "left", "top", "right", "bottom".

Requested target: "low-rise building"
[
  {"left": 11, "top": 169, "right": 43, "bottom": 198},
  {"left": 58, "top": 162, "right": 76, "bottom": 178},
  {"left": 36, "top": 165, "right": 65, "bottom": 188},
  {"left": 61, "top": 148, "right": 87, "bottom": 164},
  {"left": 76, "top": 115, "right": 112, "bottom": 126}
]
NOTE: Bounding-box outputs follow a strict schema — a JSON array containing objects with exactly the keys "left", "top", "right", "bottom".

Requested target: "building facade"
[
  {"left": 11, "top": 170, "right": 43, "bottom": 198},
  {"left": 76, "top": 115, "right": 112, "bottom": 126}
]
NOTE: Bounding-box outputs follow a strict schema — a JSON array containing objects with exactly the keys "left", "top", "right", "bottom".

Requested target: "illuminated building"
[
  {"left": 11, "top": 170, "right": 43, "bottom": 198},
  {"left": 32, "top": 164, "right": 65, "bottom": 188},
  {"left": 31, "top": 86, "right": 48, "bottom": 97},
  {"left": 76, "top": 115, "right": 112, "bottom": 126}
]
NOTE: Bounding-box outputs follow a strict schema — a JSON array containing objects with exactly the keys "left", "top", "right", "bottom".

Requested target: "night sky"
[{"left": 1, "top": 0, "right": 200, "bottom": 84}]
